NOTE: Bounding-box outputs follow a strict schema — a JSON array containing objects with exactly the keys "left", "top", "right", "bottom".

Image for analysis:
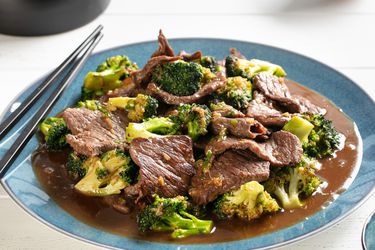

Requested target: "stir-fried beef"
[
  {"left": 206, "top": 131, "right": 302, "bottom": 166},
  {"left": 253, "top": 72, "right": 326, "bottom": 114},
  {"left": 129, "top": 136, "right": 196, "bottom": 199},
  {"left": 189, "top": 150, "right": 270, "bottom": 204},
  {"left": 246, "top": 91, "right": 291, "bottom": 127},
  {"left": 61, "top": 108, "right": 128, "bottom": 157},
  {"left": 178, "top": 50, "right": 202, "bottom": 61},
  {"left": 292, "top": 95, "right": 327, "bottom": 115},
  {"left": 212, "top": 106, "right": 245, "bottom": 118},
  {"left": 146, "top": 73, "right": 226, "bottom": 105},
  {"left": 211, "top": 116, "right": 268, "bottom": 139},
  {"left": 229, "top": 48, "right": 246, "bottom": 59},
  {"left": 132, "top": 55, "right": 181, "bottom": 86},
  {"left": 102, "top": 78, "right": 147, "bottom": 101},
  {"left": 151, "top": 30, "right": 175, "bottom": 58}
]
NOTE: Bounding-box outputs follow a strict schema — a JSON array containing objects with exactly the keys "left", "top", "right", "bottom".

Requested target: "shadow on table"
[{"left": 278, "top": 0, "right": 355, "bottom": 12}]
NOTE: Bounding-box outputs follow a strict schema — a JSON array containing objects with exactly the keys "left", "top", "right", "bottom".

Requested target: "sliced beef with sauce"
[
  {"left": 206, "top": 131, "right": 302, "bottom": 167},
  {"left": 129, "top": 136, "right": 196, "bottom": 199},
  {"left": 246, "top": 91, "right": 291, "bottom": 127},
  {"left": 103, "top": 78, "right": 146, "bottom": 100},
  {"left": 146, "top": 73, "right": 226, "bottom": 105},
  {"left": 253, "top": 72, "right": 326, "bottom": 114},
  {"left": 151, "top": 30, "right": 175, "bottom": 58},
  {"left": 211, "top": 106, "right": 245, "bottom": 118},
  {"left": 211, "top": 116, "right": 268, "bottom": 139},
  {"left": 189, "top": 150, "right": 270, "bottom": 205},
  {"left": 131, "top": 55, "right": 181, "bottom": 86},
  {"left": 178, "top": 50, "right": 202, "bottom": 61},
  {"left": 61, "top": 108, "right": 128, "bottom": 157}
]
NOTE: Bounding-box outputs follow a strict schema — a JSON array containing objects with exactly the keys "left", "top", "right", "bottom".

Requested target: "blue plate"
[
  {"left": 363, "top": 210, "right": 375, "bottom": 250},
  {"left": 1, "top": 39, "right": 375, "bottom": 250}
]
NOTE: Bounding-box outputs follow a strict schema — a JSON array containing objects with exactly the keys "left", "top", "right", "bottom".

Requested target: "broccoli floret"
[
  {"left": 74, "top": 149, "right": 137, "bottom": 196},
  {"left": 302, "top": 114, "right": 341, "bottom": 158},
  {"left": 152, "top": 60, "right": 205, "bottom": 96},
  {"left": 66, "top": 152, "right": 87, "bottom": 180},
  {"left": 137, "top": 195, "right": 213, "bottom": 239},
  {"left": 214, "top": 181, "right": 279, "bottom": 221},
  {"left": 39, "top": 117, "right": 69, "bottom": 150},
  {"left": 214, "top": 76, "right": 252, "bottom": 110},
  {"left": 125, "top": 117, "right": 179, "bottom": 143},
  {"left": 96, "top": 55, "right": 138, "bottom": 73},
  {"left": 263, "top": 155, "right": 321, "bottom": 209},
  {"left": 198, "top": 56, "right": 219, "bottom": 73},
  {"left": 108, "top": 94, "right": 158, "bottom": 122},
  {"left": 82, "top": 55, "right": 138, "bottom": 100},
  {"left": 171, "top": 104, "right": 212, "bottom": 141},
  {"left": 210, "top": 102, "right": 244, "bottom": 118},
  {"left": 283, "top": 116, "right": 314, "bottom": 143},
  {"left": 225, "top": 55, "right": 286, "bottom": 80},
  {"left": 77, "top": 99, "right": 110, "bottom": 116}
]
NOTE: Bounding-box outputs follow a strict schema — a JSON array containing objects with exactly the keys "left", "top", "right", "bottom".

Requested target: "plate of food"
[{"left": 1, "top": 30, "right": 375, "bottom": 250}]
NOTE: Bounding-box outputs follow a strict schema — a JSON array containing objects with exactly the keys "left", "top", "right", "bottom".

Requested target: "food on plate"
[{"left": 32, "top": 30, "right": 360, "bottom": 243}]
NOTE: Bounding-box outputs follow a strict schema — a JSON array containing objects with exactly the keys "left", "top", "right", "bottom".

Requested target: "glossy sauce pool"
[{"left": 32, "top": 80, "right": 361, "bottom": 244}]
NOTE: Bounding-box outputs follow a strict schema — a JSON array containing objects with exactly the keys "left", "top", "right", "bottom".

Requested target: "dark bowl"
[{"left": 0, "top": 0, "right": 110, "bottom": 36}]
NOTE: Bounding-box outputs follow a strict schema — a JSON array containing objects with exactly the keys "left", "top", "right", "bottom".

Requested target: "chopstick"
[
  {"left": 0, "top": 31, "right": 103, "bottom": 179},
  {"left": 0, "top": 25, "right": 103, "bottom": 141}
]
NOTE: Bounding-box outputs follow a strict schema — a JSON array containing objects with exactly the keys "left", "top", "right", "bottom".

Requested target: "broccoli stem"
[
  {"left": 287, "top": 168, "right": 304, "bottom": 209},
  {"left": 179, "top": 211, "right": 213, "bottom": 233},
  {"left": 108, "top": 97, "right": 133, "bottom": 110},
  {"left": 164, "top": 211, "right": 213, "bottom": 239},
  {"left": 152, "top": 211, "right": 213, "bottom": 239},
  {"left": 283, "top": 116, "right": 314, "bottom": 143},
  {"left": 273, "top": 169, "right": 303, "bottom": 209}
]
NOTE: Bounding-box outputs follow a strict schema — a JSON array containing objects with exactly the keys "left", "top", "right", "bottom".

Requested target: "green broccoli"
[
  {"left": 66, "top": 152, "right": 87, "bottom": 180},
  {"left": 82, "top": 55, "right": 138, "bottom": 100},
  {"left": 214, "top": 76, "right": 253, "bottom": 110},
  {"left": 301, "top": 114, "right": 341, "bottom": 158},
  {"left": 151, "top": 60, "right": 205, "bottom": 96},
  {"left": 137, "top": 195, "right": 213, "bottom": 239},
  {"left": 214, "top": 181, "right": 279, "bottom": 221},
  {"left": 283, "top": 116, "right": 314, "bottom": 143},
  {"left": 107, "top": 94, "right": 158, "bottom": 122},
  {"left": 263, "top": 155, "right": 321, "bottom": 210},
  {"left": 198, "top": 56, "right": 219, "bottom": 73},
  {"left": 39, "top": 117, "right": 69, "bottom": 150},
  {"left": 195, "top": 149, "right": 213, "bottom": 174},
  {"left": 171, "top": 103, "right": 212, "bottom": 141},
  {"left": 225, "top": 55, "right": 286, "bottom": 80},
  {"left": 125, "top": 117, "right": 179, "bottom": 143},
  {"left": 74, "top": 149, "right": 138, "bottom": 196},
  {"left": 96, "top": 55, "right": 138, "bottom": 73},
  {"left": 209, "top": 102, "right": 244, "bottom": 118},
  {"left": 77, "top": 99, "right": 110, "bottom": 116}
]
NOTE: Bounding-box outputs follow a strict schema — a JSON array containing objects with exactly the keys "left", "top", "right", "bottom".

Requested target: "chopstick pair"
[{"left": 0, "top": 25, "right": 104, "bottom": 179}]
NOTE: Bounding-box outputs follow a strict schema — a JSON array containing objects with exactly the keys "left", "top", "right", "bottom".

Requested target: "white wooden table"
[{"left": 1, "top": 0, "right": 375, "bottom": 249}]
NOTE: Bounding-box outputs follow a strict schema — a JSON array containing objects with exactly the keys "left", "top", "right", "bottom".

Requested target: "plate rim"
[
  {"left": 1, "top": 37, "right": 374, "bottom": 250},
  {"left": 362, "top": 209, "right": 375, "bottom": 250}
]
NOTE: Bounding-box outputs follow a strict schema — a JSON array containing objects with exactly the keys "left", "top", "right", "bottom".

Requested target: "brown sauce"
[{"left": 32, "top": 80, "right": 361, "bottom": 244}]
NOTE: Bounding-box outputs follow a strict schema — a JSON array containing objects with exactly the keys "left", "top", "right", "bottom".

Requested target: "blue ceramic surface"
[
  {"left": 1, "top": 39, "right": 375, "bottom": 250},
  {"left": 363, "top": 211, "right": 375, "bottom": 250}
]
